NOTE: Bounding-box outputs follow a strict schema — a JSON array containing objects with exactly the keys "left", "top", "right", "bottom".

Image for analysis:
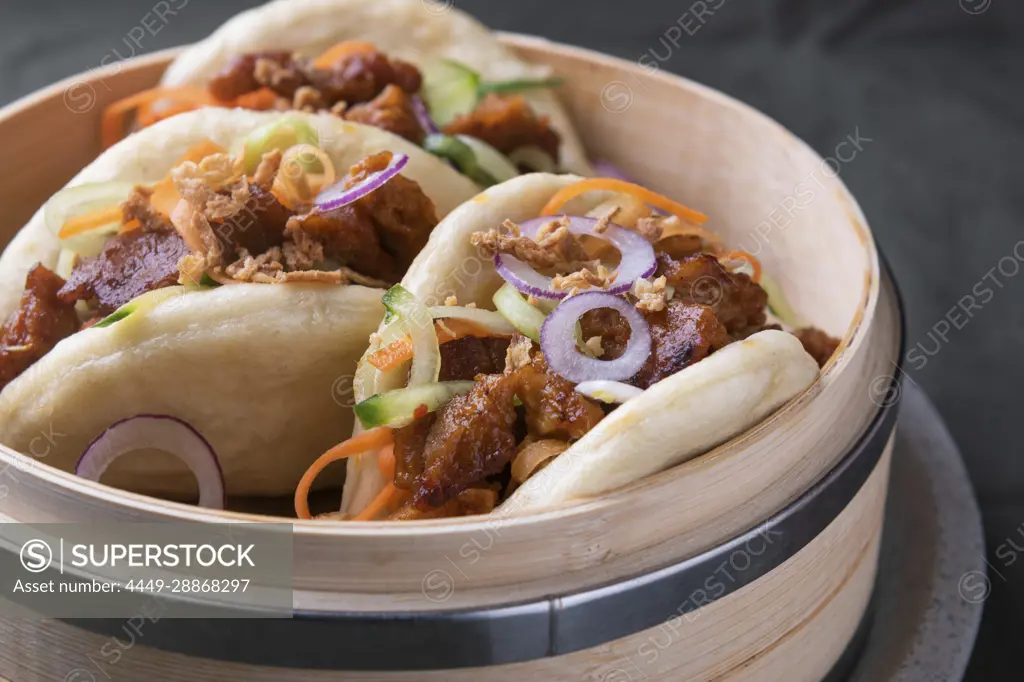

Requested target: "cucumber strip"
[
  {"left": 44, "top": 181, "right": 136, "bottom": 256},
  {"left": 422, "top": 60, "right": 481, "bottom": 127},
  {"left": 760, "top": 273, "right": 804, "bottom": 328},
  {"left": 422, "top": 134, "right": 498, "bottom": 187},
  {"left": 381, "top": 284, "right": 440, "bottom": 386},
  {"left": 94, "top": 286, "right": 187, "bottom": 329},
  {"left": 455, "top": 135, "right": 519, "bottom": 185},
  {"left": 55, "top": 249, "right": 78, "bottom": 280},
  {"left": 492, "top": 282, "right": 547, "bottom": 343},
  {"left": 428, "top": 305, "right": 517, "bottom": 336},
  {"left": 477, "top": 77, "right": 564, "bottom": 95},
  {"left": 355, "top": 381, "right": 475, "bottom": 430},
  {"left": 60, "top": 223, "right": 121, "bottom": 258},
  {"left": 237, "top": 116, "right": 319, "bottom": 174}
]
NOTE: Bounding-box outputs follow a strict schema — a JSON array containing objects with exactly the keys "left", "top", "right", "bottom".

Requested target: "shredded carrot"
[
  {"left": 148, "top": 140, "right": 227, "bottom": 218},
  {"left": 57, "top": 204, "right": 122, "bottom": 239},
  {"left": 377, "top": 444, "right": 396, "bottom": 481},
  {"left": 353, "top": 483, "right": 402, "bottom": 521},
  {"left": 367, "top": 319, "right": 507, "bottom": 372},
  {"left": 101, "top": 87, "right": 217, "bottom": 149},
  {"left": 541, "top": 178, "right": 708, "bottom": 226},
  {"left": 232, "top": 87, "right": 279, "bottom": 111},
  {"left": 294, "top": 427, "right": 394, "bottom": 519},
  {"left": 313, "top": 40, "right": 378, "bottom": 69},
  {"left": 722, "top": 250, "right": 763, "bottom": 283},
  {"left": 387, "top": 488, "right": 413, "bottom": 514}
]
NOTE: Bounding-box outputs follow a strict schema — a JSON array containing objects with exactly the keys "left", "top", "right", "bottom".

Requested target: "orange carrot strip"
[
  {"left": 101, "top": 87, "right": 217, "bottom": 149},
  {"left": 313, "top": 40, "right": 378, "bottom": 69},
  {"left": 294, "top": 427, "right": 394, "bottom": 520},
  {"left": 723, "top": 250, "right": 763, "bottom": 283},
  {"left": 148, "top": 140, "right": 227, "bottom": 218},
  {"left": 353, "top": 483, "right": 401, "bottom": 521},
  {"left": 367, "top": 319, "right": 507, "bottom": 372},
  {"left": 388, "top": 487, "right": 412, "bottom": 512},
  {"left": 57, "top": 204, "right": 122, "bottom": 239},
  {"left": 377, "top": 444, "right": 396, "bottom": 481},
  {"left": 232, "top": 87, "right": 278, "bottom": 111},
  {"left": 541, "top": 178, "right": 708, "bottom": 225}
]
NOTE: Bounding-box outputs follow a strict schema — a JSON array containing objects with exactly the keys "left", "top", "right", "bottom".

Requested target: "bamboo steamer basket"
[{"left": 0, "top": 34, "right": 902, "bottom": 682}]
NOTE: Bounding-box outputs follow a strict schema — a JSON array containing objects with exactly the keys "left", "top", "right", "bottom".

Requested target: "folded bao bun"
[
  {"left": 341, "top": 174, "right": 819, "bottom": 516},
  {"left": 0, "top": 108, "right": 480, "bottom": 499},
  {"left": 160, "top": 0, "right": 592, "bottom": 176}
]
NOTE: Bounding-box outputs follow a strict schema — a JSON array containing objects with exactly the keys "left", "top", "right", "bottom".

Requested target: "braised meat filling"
[
  {"left": 438, "top": 336, "right": 510, "bottom": 382},
  {"left": 443, "top": 93, "right": 561, "bottom": 161},
  {"left": 209, "top": 50, "right": 421, "bottom": 109},
  {"left": 0, "top": 265, "right": 79, "bottom": 391},
  {"left": 206, "top": 49, "right": 427, "bottom": 143},
  {"left": 58, "top": 224, "right": 189, "bottom": 316},
  {"left": 204, "top": 49, "right": 561, "bottom": 158},
  {"left": 345, "top": 85, "right": 426, "bottom": 145},
  {"left": 176, "top": 150, "right": 438, "bottom": 285},
  {"left": 794, "top": 327, "right": 842, "bottom": 367}
]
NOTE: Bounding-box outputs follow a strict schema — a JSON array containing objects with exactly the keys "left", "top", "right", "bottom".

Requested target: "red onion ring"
[
  {"left": 495, "top": 216, "right": 656, "bottom": 300},
  {"left": 314, "top": 152, "right": 409, "bottom": 212},
  {"left": 411, "top": 95, "right": 440, "bottom": 135},
  {"left": 540, "top": 292, "right": 652, "bottom": 383},
  {"left": 75, "top": 415, "right": 225, "bottom": 509}
]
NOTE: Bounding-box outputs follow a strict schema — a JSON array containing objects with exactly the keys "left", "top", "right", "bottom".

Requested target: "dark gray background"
[{"left": 0, "top": 0, "right": 1017, "bottom": 677}]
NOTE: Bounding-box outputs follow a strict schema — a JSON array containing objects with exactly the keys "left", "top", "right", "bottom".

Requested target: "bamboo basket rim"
[{"left": 0, "top": 36, "right": 881, "bottom": 537}]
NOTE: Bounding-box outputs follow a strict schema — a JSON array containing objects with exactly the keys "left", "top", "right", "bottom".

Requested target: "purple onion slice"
[
  {"left": 314, "top": 152, "right": 409, "bottom": 212},
  {"left": 75, "top": 414, "right": 225, "bottom": 509},
  {"left": 540, "top": 292, "right": 652, "bottom": 383},
  {"left": 495, "top": 216, "right": 657, "bottom": 300},
  {"left": 411, "top": 95, "right": 441, "bottom": 135}
]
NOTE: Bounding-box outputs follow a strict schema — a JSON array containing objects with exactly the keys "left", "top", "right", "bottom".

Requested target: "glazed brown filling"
[
  {"left": 206, "top": 49, "right": 562, "bottom": 160},
  {"left": 0, "top": 151, "right": 439, "bottom": 390},
  {"left": 389, "top": 248, "right": 840, "bottom": 520},
  {"left": 171, "top": 150, "right": 438, "bottom": 285},
  {"left": 0, "top": 264, "right": 79, "bottom": 391}
]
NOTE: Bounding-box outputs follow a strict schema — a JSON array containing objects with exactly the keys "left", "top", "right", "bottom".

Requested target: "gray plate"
[{"left": 848, "top": 381, "right": 985, "bottom": 682}]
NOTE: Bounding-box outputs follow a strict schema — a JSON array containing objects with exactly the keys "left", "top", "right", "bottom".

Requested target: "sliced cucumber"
[
  {"left": 492, "top": 282, "right": 547, "bottom": 343},
  {"left": 477, "top": 76, "right": 564, "bottom": 95},
  {"left": 237, "top": 116, "right": 319, "bottom": 175},
  {"left": 355, "top": 381, "right": 475, "bottom": 429},
  {"left": 54, "top": 249, "right": 78, "bottom": 280},
  {"left": 381, "top": 284, "right": 440, "bottom": 386},
  {"left": 423, "top": 134, "right": 495, "bottom": 186},
  {"left": 61, "top": 222, "right": 121, "bottom": 258},
  {"left": 44, "top": 181, "right": 135, "bottom": 254},
  {"left": 455, "top": 135, "right": 519, "bottom": 185},
  {"left": 428, "top": 305, "right": 517, "bottom": 336},
  {"left": 760, "top": 273, "right": 804, "bottom": 328},
  {"left": 423, "top": 134, "right": 518, "bottom": 187},
  {"left": 94, "top": 286, "right": 187, "bottom": 329},
  {"left": 422, "top": 60, "right": 482, "bottom": 127}
]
